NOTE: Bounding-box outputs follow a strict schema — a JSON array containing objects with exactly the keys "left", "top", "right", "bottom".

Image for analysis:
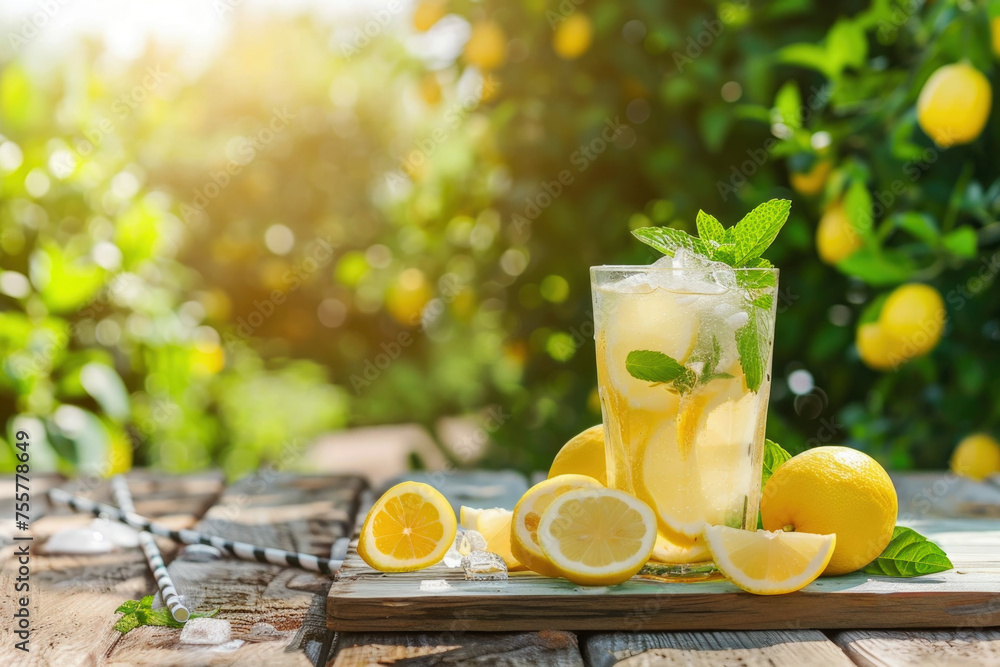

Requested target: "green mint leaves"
[
  {"left": 761, "top": 438, "right": 791, "bottom": 488},
  {"left": 625, "top": 336, "right": 732, "bottom": 396},
  {"left": 630, "top": 200, "right": 790, "bottom": 393},
  {"left": 114, "top": 595, "right": 219, "bottom": 634},
  {"left": 861, "top": 526, "right": 954, "bottom": 578}
]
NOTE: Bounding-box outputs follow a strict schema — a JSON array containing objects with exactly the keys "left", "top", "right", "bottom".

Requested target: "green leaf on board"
[
  {"left": 860, "top": 526, "right": 953, "bottom": 577},
  {"left": 113, "top": 595, "right": 219, "bottom": 635}
]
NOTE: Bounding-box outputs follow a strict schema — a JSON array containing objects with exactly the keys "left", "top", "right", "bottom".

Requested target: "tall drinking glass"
[{"left": 590, "top": 263, "right": 778, "bottom": 577}]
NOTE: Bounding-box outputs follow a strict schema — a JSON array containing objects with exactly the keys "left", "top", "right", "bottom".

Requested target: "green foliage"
[
  {"left": 1, "top": 0, "right": 999, "bottom": 476},
  {"left": 114, "top": 595, "right": 218, "bottom": 634},
  {"left": 861, "top": 526, "right": 953, "bottom": 577}
]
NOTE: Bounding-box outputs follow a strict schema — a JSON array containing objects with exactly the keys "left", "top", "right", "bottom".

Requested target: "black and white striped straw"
[
  {"left": 48, "top": 487, "right": 337, "bottom": 574},
  {"left": 109, "top": 476, "right": 190, "bottom": 623}
]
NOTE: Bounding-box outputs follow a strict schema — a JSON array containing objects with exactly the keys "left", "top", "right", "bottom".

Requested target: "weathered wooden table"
[{"left": 2, "top": 469, "right": 1000, "bottom": 666}]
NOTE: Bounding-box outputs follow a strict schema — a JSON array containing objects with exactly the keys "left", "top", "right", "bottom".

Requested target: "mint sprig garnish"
[
  {"left": 113, "top": 595, "right": 219, "bottom": 634},
  {"left": 629, "top": 199, "right": 790, "bottom": 393},
  {"left": 625, "top": 336, "right": 732, "bottom": 396}
]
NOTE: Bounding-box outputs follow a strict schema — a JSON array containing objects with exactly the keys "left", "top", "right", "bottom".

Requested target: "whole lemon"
[
  {"left": 816, "top": 203, "right": 862, "bottom": 264},
  {"left": 993, "top": 17, "right": 1000, "bottom": 59},
  {"left": 917, "top": 62, "right": 992, "bottom": 147},
  {"left": 553, "top": 15, "right": 593, "bottom": 60},
  {"left": 463, "top": 22, "right": 506, "bottom": 70},
  {"left": 856, "top": 322, "right": 899, "bottom": 371},
  {"left": 951, "top": 433, "right": 1000, "bottom": 481},
  {"left": 879, "top": 283, "right": 946, "bottom": 359},
  {"left": 790, "top": 159, "right": 832, "bottom": 196},
  {"left": 548, "top": 424, "right": 607, "bottom": 485},
  {"left": 761, "top": 446, "right": 897, "bottom": 576}
]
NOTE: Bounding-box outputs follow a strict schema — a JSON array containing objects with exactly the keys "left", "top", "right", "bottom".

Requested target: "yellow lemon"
[
  {"left": 993, "top": 17, "right": 1000, "bottom": 59},
  {"left": 790, "top": 159, "right": 832, "bottom": 195},
  {"left": 879, "top": 283, "right": 946, "bottom": 359},
  {"left": 650, "top": 532, "right": 710, "bottom": 564},
  {"left": 917, "top": 62, "right": 992, "bottom": 147},
  {"left": 951, "top": 433, "right": 1000, "bottom": 481},
  {"left": 761, "top": 446, "right": 897, "bottom": 576},
  {"left": 816, "top": 203, "right": 862, "bottom": 264},
  {"left": 856, "top": 322, "right": 900, "bottom": 371},
  {"left": 703, "top": 525, "right": 836, "bottom": 595},
  {"left": 385, "top": 269, "right": 432, "bottom": 326},
  {"left": 553, "top": 14, "right": 593, "bottom": 60},
  {"left": 511, "top": 474, "right": 603, "bottom": 577},
  {"left": 412, "top": 0, "right": 447, "bottom": 32},
  {"left": 463, "top": 22, "right": 506, "bottom": 70},
  {"left": 547, "top": 424, "right": 607, "bottom": 485},
  {"left": 537, "top": 487, "right": 656, "bottom": 586},
  {"left": 358, "top": 482, "right": 457, "bottom": 572},
  {"left": 459, "top": 506, "right": 526, "bottom": 570},
  {"left": 419, "top": 73, "right": 442, "bottom": 106}
]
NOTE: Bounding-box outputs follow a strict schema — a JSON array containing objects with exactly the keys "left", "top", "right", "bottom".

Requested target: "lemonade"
[{"left": 591, "top": 202, "right": 784, "bottom": 574}]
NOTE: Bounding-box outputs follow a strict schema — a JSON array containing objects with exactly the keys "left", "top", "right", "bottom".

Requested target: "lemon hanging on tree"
[
  {"left": 816, "top": 202, "right": 862, "bottom": 264},
  {"left": 463, "top": 21, "right": 506, "bottom": 70},
  {"left": 856, "top": 283, "right": 946, "bottom": 371},
  {"left": 553, "top": 14, "right": 593, "bottom": 60},
  {"left": 916, "top": 62, "right": 992, "bottom": 147},
  {"left": 951, "top": 433, "right": 1000, "bottom": 481}
]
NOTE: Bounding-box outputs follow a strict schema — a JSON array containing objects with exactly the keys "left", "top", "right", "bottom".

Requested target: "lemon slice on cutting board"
[
  {"left": 459, "top": 506, "right": 525, "bottom": 571},
  {"left": 702, "top": 524, "right": 836, "bottom": 595},
  {"left": 358, "top": 482, "right": 456, "bottom": 572}
]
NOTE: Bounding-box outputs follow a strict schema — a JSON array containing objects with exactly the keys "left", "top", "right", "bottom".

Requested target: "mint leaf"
[
  {"left": 761, "top": 439, "right": 791, "bottom": 488},
  {"left": 114, "top": 613, "right": 140, "bottom": 634},
  {"left": 733, "top": 199, "right": 791, "bottom": 266},
  {"left": 632, "top": 227, "right": 710, "bottom": 258},
  {"left": 116, "top": 600, "right": 141, "bottom": 614},
  {"left": 696, "top": 210, "right": 726, "bottom": 245},
  {"left": 861, "top": 526, "right": 953, "bottom": 577},
  {"left": 736, "top": 311, "right": 765, "bottom": 393},
  {"left": 752, "top": 293, "right": 774, "bottom": 311},
  {"left": 113, "top": 597, "right": 220, "bottom": 634},
  {"left": 625, "top": 350, "right": 692, "bottom": 384}
]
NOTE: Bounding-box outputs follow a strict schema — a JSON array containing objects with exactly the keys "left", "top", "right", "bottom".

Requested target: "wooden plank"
[
  {"left": 330, "top": 631, "right": 584, "bottom": 666},
  {"left": 834, "top": 629, "right": 1000, "bottom": 666},
  {"left": 0, "top": 471, "right": 224, "bottom": 666},
  {"left": 106, "top": 472, "right": 366, "bottom": 666},
  {"left": 328, "top": 518, "right": 1000, "bottom": 631},
  {"left": 892, "top": 472, "right": 1000, "bottom": 519},
  {"left": 584, "top": 630, "right": 854, "bottom": 667}
]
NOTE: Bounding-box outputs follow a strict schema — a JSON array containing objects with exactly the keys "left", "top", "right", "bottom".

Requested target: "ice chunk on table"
[
  {"left": 461, "top": 550, "right": 508, "bottom": 581},
  {"left": 43, "top": 527, "right": 114, "bottom": 554},
  {"left": 459, "top": 529, "right": 487, "bottom": 555},
  {"left": 180, "top": 617, "right": 232, "bottom": 645}
]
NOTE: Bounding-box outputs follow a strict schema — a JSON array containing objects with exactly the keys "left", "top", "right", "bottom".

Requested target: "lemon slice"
[
  {"left": 511, "top": 474, "right": 604, "bottom": 577},
  {"left": 650, "top": 532, "right": 710, "bottom": 564},
  {"left": 702, "top": 525, "right": 836, "bottom": 595},
  {"left": 358, "top": 482, "right": 457, "bottom": 572},
  {"left": 537, "top": 487, "right": 656, "bottom": 586},
  {"left": 459, "top": 506, "right": 525, "bottom": 571}
]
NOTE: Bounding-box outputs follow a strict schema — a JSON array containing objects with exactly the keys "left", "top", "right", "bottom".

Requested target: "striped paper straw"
[
  {"left": 110, "top": 476, "right": 190, "bottom": 623},
  {"left": 49, "top": 488, "right": 338, "bottom": 574}
]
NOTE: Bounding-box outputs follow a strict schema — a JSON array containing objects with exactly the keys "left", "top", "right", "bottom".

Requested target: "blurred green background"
[{"left": 2, "top": 0, "right": 999, "bottom": 479}]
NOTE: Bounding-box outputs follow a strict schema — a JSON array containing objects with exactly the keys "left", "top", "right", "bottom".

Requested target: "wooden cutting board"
[{"left": 328, "top": 518, "right": 1000, "bottom": 631}]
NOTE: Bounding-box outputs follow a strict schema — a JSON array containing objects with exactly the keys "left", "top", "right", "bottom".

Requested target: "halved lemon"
[
  {"left": 511, "top": 474, "right": 604, "bottom": 577},
  {"left": 537, "top": 487, "right": 657, "bottom": 586},
  {"left": 459, "top": 506, "right": 526, "bottom": 571},
  {"left": 358, "top": 482, "right": 457, "bottom": 572},
  {"left": 650, "top": 532, "right": 710, "bottom": 564},
  {"left": 702, "top": 524, "right": 836, "bottom": 595}
]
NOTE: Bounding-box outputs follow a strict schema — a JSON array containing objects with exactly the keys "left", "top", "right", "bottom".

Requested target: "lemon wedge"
[
  {"left": 702, "top": 524, "right": 836, "bottom": 595},
  {"left": 511, "top": 474, "right": 604, "bottom": 577},
  {"left": 358, "top": 482, "right": 456, "bottom": 572},
  {"left": 650, "top": 532, "right": 710, "bottom": 564},
  {"left": 537, "top": 487, "right": 656, "bottom": 586},
  {"left": 459, "top": 506, "right": 525, "bottom": 571}
]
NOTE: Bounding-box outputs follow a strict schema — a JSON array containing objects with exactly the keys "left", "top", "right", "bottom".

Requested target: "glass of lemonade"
[{"left": 591, "top": 249, "right": 778, "bottom": 576}]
